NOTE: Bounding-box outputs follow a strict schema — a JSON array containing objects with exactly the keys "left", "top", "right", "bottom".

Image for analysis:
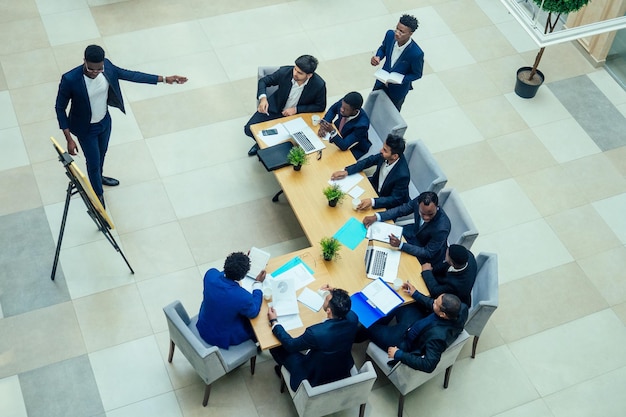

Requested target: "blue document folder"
[{"left": 350, "top": 278, "right": 404, "bottom": 328}]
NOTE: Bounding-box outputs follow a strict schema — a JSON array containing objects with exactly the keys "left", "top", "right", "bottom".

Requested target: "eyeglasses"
[{"left": 84, "top": 64, "right": 104, "bottom": 73}]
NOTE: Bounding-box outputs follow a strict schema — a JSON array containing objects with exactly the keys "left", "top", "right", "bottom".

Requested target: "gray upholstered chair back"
[
  {"left": 281, "top": 362, "right": 377, "bottom": 417},
  {"left": 439, "top": 188, "right": 479, "bottom": 250},
  {"left": 258, "top": 66, "right": 281, "bottom": 98},
  {"left": 359, "top": 90, "right": 407, "bottom": 160},
  {"left": 366, "top": 331, "right": 469, "bottom": 417},
  {"left": 466, "top": 252, "right": 499, "bottom": 357},
  {"left": 404, "top": 139, "right": 448, "bottom": 199}
]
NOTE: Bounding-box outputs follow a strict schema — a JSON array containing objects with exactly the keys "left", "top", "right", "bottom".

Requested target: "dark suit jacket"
[
  {"left": 374, "top": 30, "right": 424, "bottom": 103},
  {"left": 55, "top": 58, "right": 158, "bottom": 138},
  {"left": 323, "top": 99, "right": 371, "bottom": 159},
  {"left": 396, "top": 292, "right": 467, "bottom": 372},
  {"left": 425, "top": 251, "right": 477, "bottom": 306},
  {"left": 272, "top": 311, "right": 359, "bottom": 391},
  {"left": 379, "top": 201, "right": 451, "bottom": 264},
  {"left": 257, "top": 66, "right": 326, "bottom": 114},
  {"left": 345, "top": 154, "right": 410, "bottom": 209},
  {"left": 196, "top": 269, "right": 262, "bottom": 349}
]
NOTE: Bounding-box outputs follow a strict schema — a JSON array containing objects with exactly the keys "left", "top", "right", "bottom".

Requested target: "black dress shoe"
[
  {"left": 97, "top": 195, "right": 106, "bottom": 209},
  {"left": 248, "top": 144, "right": 259, "bottom": 157},
  {"left": 102, "top": 176, "right": 120, "bottom": 186},
  {"left": 274, "top": 365, "right": 281, "bottom": 379}
]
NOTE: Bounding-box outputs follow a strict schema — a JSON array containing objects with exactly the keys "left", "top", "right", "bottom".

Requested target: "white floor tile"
[
  {"left": 592, "top": 192, "right": 626, "bottom": 244},
  {"left": 0, "top": 375, "right": 28, "bottom": 417},
  {"left": 106, "top": 391, "right": 183, "bottom": 417},
  {"left": 411, "top": 106, "right": 483, "bottom": 153},
  {"left": 419, "top": 34, "right": 476, "bottom": 72},
  {"left": 533, "top": 118, "right": 601, "bottom": 163},
  {"left": 0, "top": 127, "right": 29, "bottom": 171},
  {"left": 41, "top": 9, "right": 100, "bottom": 46},
  {"left": 0, "top": 91, "right": 19, "bottom": 130},
  {"left": 505, "top": 88, "right": 571, "bottom": 128}
]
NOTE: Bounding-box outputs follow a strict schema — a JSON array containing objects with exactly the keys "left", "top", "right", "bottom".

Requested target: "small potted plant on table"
[
  {"left": 322, "top": 184, "right": 345, "bottom": 207},
  {"left": 320, "top": 236, "right": 341, "bottom": 261},
  {"left": 287, "top": 146, "right": 308, "bottom": 171}
]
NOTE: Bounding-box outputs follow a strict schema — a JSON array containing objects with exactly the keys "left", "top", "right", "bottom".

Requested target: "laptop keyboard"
[
  {"left": 371, "top": 251, "right": 387, "bottom": 276},
  {"left": 292, "top": 131, "right": 315, "bottom": 152}
]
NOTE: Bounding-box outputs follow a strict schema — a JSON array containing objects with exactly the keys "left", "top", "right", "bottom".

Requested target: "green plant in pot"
[
  {"left": 322, "top": 183, "right": 346, "bottom": 207},
  {"left": 320, "top": 236, "right": 341, "bottom": 261},
  {"left": 287, "top": 146, "right": 308, "bottom": 171},
  {"left": 515, "top": 0, "right": 590, "bottom": 98}
]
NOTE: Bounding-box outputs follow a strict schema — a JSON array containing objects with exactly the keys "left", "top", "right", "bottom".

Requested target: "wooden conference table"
[{"left": 249, "top": 113, "right": 428, "bottom": 349}]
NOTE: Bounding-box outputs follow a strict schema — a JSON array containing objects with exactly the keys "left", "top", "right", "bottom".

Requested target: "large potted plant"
[
  {"left": 322, "top": 184, "right": 346, "bottom": 207},
  {"left": 515, "top": 0, "right": 590, "bottom": 98}
]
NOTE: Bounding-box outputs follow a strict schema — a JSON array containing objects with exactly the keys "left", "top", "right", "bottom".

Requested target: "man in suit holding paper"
[
  {"left": 268, "top": 287, "right": 359, "bottom": 391},
  {"left": 331, "top": 133, "right": 410, "bottom": 210},
  {"left": 317, "top": 91, "right": 371, "bottom": 159},
  {"left": 244, "top": 55, "right": 327, "bottom": 156},
  {"left": 371, "top": 14, "right": 424, "bottom": 111},
  {"left": 196, "top": 252, "right": 266, "bottom": 349},
  {"left": 363, "top": 191, "right": 450, "bottom": 265},
  {"left": 365, "top": 291, "right": 467, "bottom": 372}
]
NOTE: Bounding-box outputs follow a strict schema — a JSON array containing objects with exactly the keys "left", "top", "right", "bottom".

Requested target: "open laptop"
[
  {"left": 364, "top": 240, "right": 401, "bottom": 283},
  {"left": 281, "top": 117, "right": 326, "bottom": 154}
]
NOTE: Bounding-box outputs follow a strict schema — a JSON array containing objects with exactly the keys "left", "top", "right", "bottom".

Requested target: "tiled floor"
[{"left": 1, "top": 1, "right": 626, "bottom": 416}]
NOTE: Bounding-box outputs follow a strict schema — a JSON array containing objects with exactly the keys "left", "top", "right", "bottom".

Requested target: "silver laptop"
[
  {"left": 364, "top": 240, "right": 401, "bottom": 283},
  {"left": 281, "top": 117, "right": 326, "bottom": 154}
]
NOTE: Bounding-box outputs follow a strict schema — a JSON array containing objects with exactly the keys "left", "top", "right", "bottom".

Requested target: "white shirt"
[
  {"left": 377, "top": 158, "right": 398, "bottom": 193},
  {"left": 390, "top": 39, "right": 411, "bottom": 68},
  {"left": 283, "top": 77, "right": 309, "bottom": 111},
  {"left": 84, "top": 73, "right": 109, "bottom": 123}
]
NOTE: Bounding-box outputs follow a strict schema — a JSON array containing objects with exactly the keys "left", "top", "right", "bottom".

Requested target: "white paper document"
[
  {"left": 257, "top": 123, "right": 291, "bottom": 146},
  {"left": 329, "top": 174, "right": 363, "bottom": 193},
  {"left": 298, "top": 287, "right": 325, "bottom": 312},
  {"left": 275, "top": 262, "right": 315, "bottom": 291},
  {"left": 348, "top": 185, "right": 365, "bottom": 199},
  {"left": 366, "top": 221, "right": 403, "bottom": 244},
  {"left": 277, "top": 314, "right": 303, "bottom": 331},
  {"left": 270, "top": 275, "right": 299, "bottom": 316},
  {"left": 247, "top": 246, "right": 270, "bottom": 279},
  {"left": 361, "top": 278, "right": 401, "bottom": 315},
  {"left": 374, "top": 68, "right": 404, "bottom": 84}
]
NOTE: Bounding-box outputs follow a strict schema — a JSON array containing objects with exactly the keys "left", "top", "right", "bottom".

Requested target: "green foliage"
[
  {"left": 287, "top": 146, "right": 308, "bottom": 166},
  {"left": 531, "top": 0, "right": 590, "bottom": 14},
  {"left": 322, "top": 183, "right": 346, "bottom": 203},
  {"left": 320, "top": 236, "right": 341, "bottom": 261}
]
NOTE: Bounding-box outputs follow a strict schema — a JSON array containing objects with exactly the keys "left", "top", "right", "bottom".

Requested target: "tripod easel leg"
[{"left": 51, "top": 182, "right": 74, "bottom": 281}]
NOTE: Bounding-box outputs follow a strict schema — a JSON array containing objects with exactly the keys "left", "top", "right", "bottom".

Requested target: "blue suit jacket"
[
  {"left": 257, "top": 66, "right": 326, "bottom": 114},
  {"left": 272, "top": 311, "right": 359, "bottom": 391},
  {"left": 196, "top": 269, "right": 262, "bottom": 349},
  {"left": 374, "top": 30, "right": 424, "bottom": 103},
  {"left": 379, "top": 202, "right": 451, "bottom": 264},
  {"left": 323, "top": 99, "right": 371, "bottom": 159},
  {"left": 346, "top": 154, "right": 410, "bottom": 209},
  {"left": 425, "top": 251, "right": 477, "bottom": 306},
  {"left": 55, "top": 59, "right": 158, "bottom": 138}
]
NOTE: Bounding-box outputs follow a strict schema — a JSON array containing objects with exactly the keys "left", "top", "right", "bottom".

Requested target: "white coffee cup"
[
  {"left": 317, "top": 289, "right": 330, "bottom": 299},
  {"left": 352, "top": 198, "right": 361, "bottom": 210},
  {"left": 263, "top": 287, "right": 272, "bottom": 301},
  {"left": 393, "top": 278, "right": 403, "bottom": 291},
  {"left": 311, "top": 115, "right": 321, "bottom": 126}
]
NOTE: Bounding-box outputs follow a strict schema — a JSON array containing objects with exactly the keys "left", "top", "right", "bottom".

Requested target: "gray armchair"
[
  {"left": 258, "top": 66, "right": 280, "bottom": 98},
  {"left": 163, "top": 300, "right": 257, "bottom": 406},
  {"left": 405, "top": 140, "right": 448, "bottom": 199},
  {"left": 466, "top": 252, "right": 499, "bottom": 358},
  {"left": 366, "top": 330, "right": 469, "bottom": 417},
  {"left": 359, "top": 90, "right": 407, "bottom": 160},
  {"left": 439, "top": 188, "right": 479, "bottom": 250},
  {"left": 279, "top": 362, "right": 377, "bottom": 417}
]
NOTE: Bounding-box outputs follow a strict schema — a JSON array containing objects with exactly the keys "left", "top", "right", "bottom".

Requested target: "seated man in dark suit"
[
  {"left": 365, "top": 292, "right": 467, "bottom": 372},
  {"left": 268, "top": 287, "right": 359, "bottom": 391},
  {"left": 422, "top": 244, "right": 477, "bottom": 307},
  {"left": 363, "top": 191, "right": 450, "bottom": 265},
  {"left": 244, "top": 55, "right": 327, "bottom": 156},
  {"left": 196, "top": 252, "right": 266, "bottom": 349},
  {"left": 330, "top": 133, "right": 410, "bottom": 210},
  {"left": 317, "top": 91, "right": 371, "bottom": 159}
]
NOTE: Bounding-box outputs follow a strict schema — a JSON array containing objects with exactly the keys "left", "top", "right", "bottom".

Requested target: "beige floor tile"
[
  {"left": 533, "top": 118, "right": 601, "bottom": 164},
  {"left": 478, "top": 54, "right": 529, "bottom": 94},
  {"left": 577, "top": 246, "right": 626, "bottom": 306},
  {"left": 604, "top": 145, "right": 626, "bottom": 178},
  {"left": 322, "top": 53, "right": 382, "bottom": 97},
  {"left": 401, "top": 73, "right": 457, "bottom": 119},
  {"left": 434, "top": 142, "right": 510, "bottom": 192},
  {"left": 34, "top": 0, "right": 87, "bottom": 15},
  {"left": 108, "top": 104, "right": 145, "bottom": 146},
  {"left": 487, "top": 129, "right": 557, "bottom": 176},
  {"left": 470, "top": 218, "right": 573, "bottom": 284},
  {"left": 492, "top": 263, "right": 608, "bottom": 343},
  {"left": 461, "top": 178, "right": 541, "bottom": 235},
  {"left": 188, "top": 0, "right": 287, "bottom": 19},
  {"left": 120, "top": 222, "right": 197, "bottom": 282},
  {"left": 419, "top": 34, "right": 476, "bottom": 72},
  {"left": 462, "top": 95, "right": 528, "bottom": 139},
  {"left": 527, "top": 42, "right": 595, "bottom": 83},
  {"left": 0, "top": 127, "right": 29, "bottom": 171},
  {"left": 461, "top": 25, "right": 517, "bottom": 62},
  {"left": 0, "top": 1, "right": 40, "bottom": 23},
  {"left": 89, "top": 335, "right": 173, "bottom": 411},
  {"left": 509, "top": 309, "right": 626, "bottom": 396},
  {"left": 31, "top": 157, "right": 76, "bottom": 206},
  {"left": 493, "top": 399, "right": 555, "bottom": 417},
  {"left": 516, "top": 165, "right": 587, "bottom": 216},
  {"left": 154, "top": 330, "right": 201, "bottom": 391},
  {"left": 0, "top": 375, "right": 28, "bottom": 417},
  {"left": 104, "top": 140, "right": 160, "bottom": 188},
  {"left": 613, "top": 301, "right": 626, "bottom": 325},
  {"left": 495, "top": 20, "right": 538, "bottom": 54},
  {"left": 41, "top": 9, "right": 100, "bottom": 46},
  {"left": 137, "top": 268, "right": 202, "bottom": 334},
  {"left": 562, "top": 153, "right": 626, "bottom": 202},
  {"left": 505, "top": 88, "right": 571, "bottom": 128},
  {"left": 0, "top": 165, "right": 42, "bottom": 216},
  {"left": 411, "top": 106, "right": 484, "bottom": 153},
  {"left": 438, "top": 63, "right": 501, "bottom": 104},
  {"left": 592, "top": 192, "right": 626, "bottom": 245},
  {"left": 241, "top": 359, "right": 296, "bottom": 417},
  {"left": 0, "top": 301, "right": 86, "bottom": 377},
  {"left": 10, "top": 82, "right": 59, "bottom": 125},
  {"left": 73, "top": 284, "right": 153, "bottom": 352},
  {"left": 544, "top": 365, "right": 626, "bottom": 417},
  {"left": 0, "top": 18, "right": 49, "bottom": 55},
  {"left": 433, "top": 0, "right": 492, "bottom": 32},
  {"left": 458, "top": 319, "right": 505, "bottom": 360},
  {"left": 0, "top": 91, "right": 18, "bottom": 129},
  {"left": 1, "top": 48, "right": 60, "bottom": 89},
  {"left": 106, "top": 391, "right": 183, "bottom": 417},
  {"left": 20, "top": 118, "right": 61, "bottom": 164},
  {"left": 545, "top": 204, "right": 622, "bottom": 260},
  {"left": 131, "top": 84, "right": 246, "bottom": 139}
]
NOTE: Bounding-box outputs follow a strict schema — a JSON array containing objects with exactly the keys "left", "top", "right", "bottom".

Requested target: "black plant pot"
[
  {"left": 514, "top": 67, "right": 545, "bottom": 99},
  {"left": 328, "top": 198, "right": 338, "bottom": 207},
  {"left": 293, "top": 164, "right": 302, "bottom": 171},
  {"left": 323, "top": 254, "right": 333, "bottom": 261}
]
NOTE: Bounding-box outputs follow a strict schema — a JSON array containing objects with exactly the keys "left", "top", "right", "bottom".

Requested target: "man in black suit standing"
[
  {"left": 331, "top": 133, "right": 410, "bottom": 210},
  {"left": 422, "top": 244, "right": 477, "bottom": 307},
  {"left": 268, "top": 287, "right": 358, "bottom": 391},
  {"left": 244, "top": 54, "right": 327, "bottom": 156}
]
